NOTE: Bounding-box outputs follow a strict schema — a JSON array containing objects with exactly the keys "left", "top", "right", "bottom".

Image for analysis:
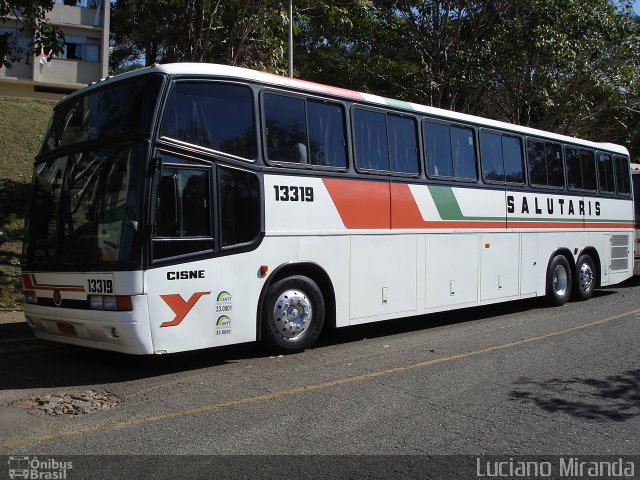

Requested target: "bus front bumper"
[{"left": 22, "top": 295, "right": 154, "bottom": 355}]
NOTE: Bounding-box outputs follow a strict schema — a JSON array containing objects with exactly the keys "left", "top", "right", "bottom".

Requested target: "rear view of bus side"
[{"left": 21, "top": 64, "right": 634, "bottom": 354}]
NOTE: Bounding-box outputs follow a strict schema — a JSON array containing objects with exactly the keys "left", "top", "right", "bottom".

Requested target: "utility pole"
[{"left": 288, "top": 0, "right": 293, "bottom": 78}]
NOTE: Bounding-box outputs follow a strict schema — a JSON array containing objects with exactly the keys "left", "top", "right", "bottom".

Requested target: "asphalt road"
[{"left": 0, "top": 278, "right": 639, "bottom": 476}]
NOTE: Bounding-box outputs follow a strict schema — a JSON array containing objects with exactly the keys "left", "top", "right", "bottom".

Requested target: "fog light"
[
  {"left": 88, "top": 295, "right": 104, "bottom": 310},
  {"left": 111, "top": 327, "right": 120, "bottom": 338},
  {"left": 24, "top": 291, "right": 37, "bottom": 304}
]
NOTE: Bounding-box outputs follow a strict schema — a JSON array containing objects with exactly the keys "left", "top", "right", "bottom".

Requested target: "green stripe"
[
  {"left": 427, "top": 185, "right": 464, "bottom": 220},
  {"left": 425, "top": 185, "right": 631, "bottom": 225},
  {"left": 427, "top": 185, "right": 501, "bottom": 221},
  {"left": 381, "top": 97, "right": 415, "bottom": 111}
]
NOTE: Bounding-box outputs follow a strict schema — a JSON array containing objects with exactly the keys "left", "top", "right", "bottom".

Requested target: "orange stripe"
[
  {"left": 324, "top": 179, "right": 633, "bottom": 231},
  {"left": 322, "top": 178, "right": 390, "bottom": 229},
  {"left": 508, "top": 222, "right": 632, "bottom": 229}
]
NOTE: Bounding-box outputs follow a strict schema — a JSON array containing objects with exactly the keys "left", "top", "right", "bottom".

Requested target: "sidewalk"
[
  {"left": 0, "top": 310, "right": 33, "bottom": 343},
  {"left": 0, "top": 310, "right": 25, "bottom": 324}
]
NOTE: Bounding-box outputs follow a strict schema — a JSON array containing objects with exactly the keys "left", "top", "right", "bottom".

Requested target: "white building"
[{"left": 0, "top": 0, "right": 110, "bottom": 100}]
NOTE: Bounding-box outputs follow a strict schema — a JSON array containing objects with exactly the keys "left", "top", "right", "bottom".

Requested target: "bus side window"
[
  {"left": 503, "top": 135, "right": 524, "bottom": 183},
  {"left": 615, "top": 155, "right": 631, "bottom": 195},
  {"left": 566, "top": 147, "right": 596, "bottom": 191},
  {"left": 598, "top": 153, "right": 615, "bottom": 193},
  {"left": 527, "top": 140, "right": 546, "bottom": 185},
  {"left": 218, "top": 166, "right": 260, "bottom": 248},
  {"left": 264, "top": 93, "right": 307, "bottom": 163},
  {"left": 307, "top": 100, "right": 347, "bottom": 168},
  {"left": 546, "top": 142, "right": 564, "bottom": 187},
  {"left": 451, "top": 126, "right": 477, "bottom": 180},
  {"left": 528, "top": 140, "right": 563, "bottom": 188},
  {"left": 157, "top": 174, "right": 178, "bottom": 236},
  {"left": 160, "top": 82, "right": 256, "bottom": 159},
  {"left": 387, "top": 114, "right": 419, "bottom": 174},
  {"left": 480, "top": 131, "right": 503, "bottom": 181},
  {"left": 354, "top": 108, "right": 389, "bottom": 171},
  {"left": 424, "top": 121, "right": 452, "bottom": 178},
  {"left": 354, "top": 108, "right": 419, "bottom": 174},
  {"left": 153, "top": 165, "right": 213, "bottom": 260}
]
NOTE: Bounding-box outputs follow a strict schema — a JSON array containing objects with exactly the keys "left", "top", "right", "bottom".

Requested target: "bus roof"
[{"left": 75, "top": 62, "right": 630, "bottom": 156}]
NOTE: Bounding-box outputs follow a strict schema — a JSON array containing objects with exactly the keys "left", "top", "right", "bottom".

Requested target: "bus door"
[{"left": 146, "top": 155, "right": 216, "bottom": 353}]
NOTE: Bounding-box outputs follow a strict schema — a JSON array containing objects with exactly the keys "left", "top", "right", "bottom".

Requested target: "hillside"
[{"left": 0, "top": 96, "right": 54, "bottom": 310}]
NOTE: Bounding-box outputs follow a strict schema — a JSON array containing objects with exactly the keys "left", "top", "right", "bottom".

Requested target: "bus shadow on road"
[
  {"left": 0, "top": 297, "right": 547, "bottom": 391},
  {"left": 318, "top": 296, "right": 556, "bottom": 349},
  {"left": 509, "top": 369, "right": 640, "bottom": 422},
  {"left": 0, "top": 340, "right": 263, "bottom": 391},
  {"left": 0, "top": 289, "right": 624, "bottom": 391}
]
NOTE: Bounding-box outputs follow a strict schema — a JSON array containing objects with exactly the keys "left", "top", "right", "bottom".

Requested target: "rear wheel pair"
[{"left": 546, "top": 254, "right": 595, "bottom": 306}]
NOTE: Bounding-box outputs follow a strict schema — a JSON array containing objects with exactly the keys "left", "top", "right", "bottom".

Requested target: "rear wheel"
[
  {"left": 572, "top": 254, "right": 596, "bottom": 301},
  {"left": 546, "top": 255, "right": 572, "bottom": 306},
  {"left": 261, "top": 275, "right": 325, "bottom": 354}
]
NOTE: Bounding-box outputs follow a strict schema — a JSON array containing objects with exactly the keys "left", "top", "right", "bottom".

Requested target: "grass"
[{"left": 0, "top": 96, "right": 54, "bottom": 310}]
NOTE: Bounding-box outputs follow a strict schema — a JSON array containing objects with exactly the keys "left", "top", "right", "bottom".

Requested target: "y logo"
[{"left": 160, "top": 292, "right": 211, "bottom": 327}]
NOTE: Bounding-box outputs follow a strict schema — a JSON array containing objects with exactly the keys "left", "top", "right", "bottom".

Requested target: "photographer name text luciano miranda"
[{"left": 476, "top": 457, "right": 635, "bottom": 478}]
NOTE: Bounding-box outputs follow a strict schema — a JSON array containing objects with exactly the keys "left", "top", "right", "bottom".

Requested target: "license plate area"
[{"left": 57, "top": 322, "right": 77, "bottom": 335}]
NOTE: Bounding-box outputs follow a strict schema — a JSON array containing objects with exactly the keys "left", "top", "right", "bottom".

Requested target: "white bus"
[{"left": 21, "top": 63, "right": 634, "bottom": 354}]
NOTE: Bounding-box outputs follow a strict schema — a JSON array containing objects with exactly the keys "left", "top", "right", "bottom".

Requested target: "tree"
[
  {"left": 0, "top": 0, "right": 64, "bottom": 68},
  {"left": 295, "top": 0, "right": 508, "bottom": 110},
  {"left": 110, "top": 0, "right": 292, "bottom": 74},
  {"left": 109, "top": 0, "right": 640, "bottom": 157},
  {"left": 484, "top": 0, "right": 639, "bottom": 130}
]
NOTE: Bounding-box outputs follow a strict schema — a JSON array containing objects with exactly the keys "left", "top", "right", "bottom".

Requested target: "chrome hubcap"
[
  {"left": 552, "top": 264, "right": 568, "bottom": 296},
  {"left": 579, "top": 262, "right": 593, "bottom": 292},
  {"left": 273, "top": 289, "right": 312, "bottom": 339}
]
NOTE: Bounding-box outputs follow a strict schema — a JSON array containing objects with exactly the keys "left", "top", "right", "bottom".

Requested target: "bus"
[{"left": 21, "top": 63, "right": 634, "bottom": 354}]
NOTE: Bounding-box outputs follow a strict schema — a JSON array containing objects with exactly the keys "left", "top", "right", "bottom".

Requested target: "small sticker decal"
[
  {"left": 216, "top": 315, "right": 232, "bottom": 336},
  {"left": 215, "top": 291, "right": 232, "bottom": 313},
  {"left": 215, "top": 291, "right": 232, "bottom": 335}
]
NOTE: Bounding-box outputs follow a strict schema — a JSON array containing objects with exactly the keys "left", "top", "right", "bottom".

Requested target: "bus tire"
[
  {"left": 261, "top": 275, "right": 325, "bottom": 354},
  {"left": 546, "top": 255, "right": 572, "bottom": 307},
  {"left": 572, "top": 254, "right": 596, "bottom": 301}
]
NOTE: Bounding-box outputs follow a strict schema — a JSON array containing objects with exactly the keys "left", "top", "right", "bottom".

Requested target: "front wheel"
[
  {"left": 546, "top": 255, "right": 572, "bottom": 307},
  {"left": 572, "top": 254, "right": 596, "bottom": 301},
  {"left": 261, "top": 275, "right": 325, "bottom": 354}
]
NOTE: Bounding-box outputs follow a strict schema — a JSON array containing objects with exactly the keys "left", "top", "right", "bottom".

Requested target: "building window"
[{"left": 61, "top": 36, "right": 101, "bottom": 62}]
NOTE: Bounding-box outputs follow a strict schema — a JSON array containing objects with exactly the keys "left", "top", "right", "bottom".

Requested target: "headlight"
[
  {"left": 24, "top": 291, "right": 37, "bottom": 304},
  {"left": 88, "top": 295, "right": 133, "bottom": 311}
]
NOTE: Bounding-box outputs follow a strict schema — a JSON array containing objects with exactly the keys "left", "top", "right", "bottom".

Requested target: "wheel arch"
[
  {"left": 545, "top": 247, "right": 575, "bottom": 293},
  {"left": 256, "top": 261, "right": 336, "bottom": 341},
  {"left": 547, "top": 248, "right": 576, "bottom": 272}
]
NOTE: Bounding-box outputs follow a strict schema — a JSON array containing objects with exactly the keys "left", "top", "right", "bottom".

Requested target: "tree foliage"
[
  {"left": 110, "top": 0, "right": 640, "bottom": 158},
  {"left": 110, "top": 0, "right": 291, "bottom": 73},
  {"left": 0, "top": 0, "right": 64, "bottom": 68}
]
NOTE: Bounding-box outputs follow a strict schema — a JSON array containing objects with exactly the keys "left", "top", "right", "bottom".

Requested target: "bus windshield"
[
  {"left": 40, "top": 75, "right": 162, "bottom": 154},
  {"left": 22, "top": 144, "right": 147, "bottom": 268},
  {"left": 22, "top": 74, "right": 163, "bottom": 270}
]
